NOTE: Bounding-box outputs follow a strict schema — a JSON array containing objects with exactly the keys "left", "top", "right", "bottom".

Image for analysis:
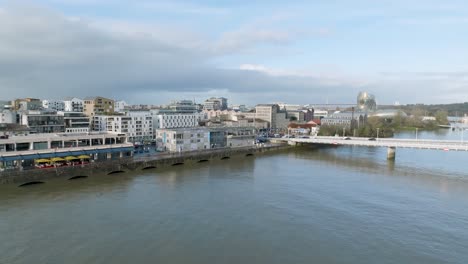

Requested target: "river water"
[{"left": 1, "top": 129, "right": 468, "bottom": 264}]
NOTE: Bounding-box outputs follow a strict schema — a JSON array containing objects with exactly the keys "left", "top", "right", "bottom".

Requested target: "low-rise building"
[
  {"left": 287, "top": 122, "right": 318, "bottom": 136},
  {"left": 42, "top": 100, "right": 65, "bottom": 112},
  {"left": 59, "top": 112, "right": 90, "bottom": 133},
  {"left": 155, "top": 127, "right": 211, "bottom": 152},
  {"left": 0, "top": 109, "right": 16, "bottom": 124},
  {"left": 321, "top": 112, "right": 367, "bottom": 128},
  {"left": 63, "top": 97, "right": 84, "bottom": 112},
  {"left": 19, "top": 110, "right": 65, "bottom": 134}
]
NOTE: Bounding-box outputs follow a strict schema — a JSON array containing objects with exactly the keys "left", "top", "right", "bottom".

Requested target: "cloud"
[
  {"left": 0, "top": 3, "right": 466, "bottom": 106},
  {"left": 0, "top": 4, "right": 359, "bottom": 104}
]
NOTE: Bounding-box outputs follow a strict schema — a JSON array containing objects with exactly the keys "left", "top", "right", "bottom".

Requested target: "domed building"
[{"left": 357, "top": 92, "right": 377, "bottom": 112}]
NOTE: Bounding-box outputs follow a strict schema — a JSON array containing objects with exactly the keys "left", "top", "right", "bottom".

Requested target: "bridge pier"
[{"left": 387, "top": 147, "right": 396, "bottom": 160}]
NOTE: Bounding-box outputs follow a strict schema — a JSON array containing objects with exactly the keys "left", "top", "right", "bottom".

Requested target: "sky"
[{"left": 0, "top": 0, "right": 467, "bottom": 106}]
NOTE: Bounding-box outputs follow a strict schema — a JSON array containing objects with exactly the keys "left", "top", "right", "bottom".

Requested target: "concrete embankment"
[{"left": 0, "top": 144, "right": 291, "bottom": 185}]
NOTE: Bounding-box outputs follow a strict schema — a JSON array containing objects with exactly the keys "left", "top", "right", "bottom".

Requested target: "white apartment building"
[
  {"left": 42, "top": 100, "right": 65, "bottom": 112},
  {"left": 0, "top": 109, "right": 16, "bottom": 124},
  {"left": 63, "top": 97, "right": 84, "bottom": 112},
  {"left": 115, "top": 100, "right": 128, "bottom": 112},
  {"left": 93, "top": 113, "right": 153, "bottom": 143},
  {"left": 150, "top": 110, "right": 201, "bottom": 130},
  {"left": 155, "top": 127, "right": 210, "bottom": 152}
]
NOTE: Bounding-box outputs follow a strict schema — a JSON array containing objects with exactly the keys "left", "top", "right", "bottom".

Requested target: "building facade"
[
  {"left": 83, "top": 96, "right": 115, "bottom": 117},
  {"left": 0, "top": 109, "right": 16, "bottom": 124},
  {"left": 254, "top": 104, "right": 289, "bottom": 130},
  {"left": 164, "top": 100, "right": 199, "bottom": 113},
  {"left": 63, "top": 97, "right": 84, "bottom": 112},
  {"left": 42, "top": 100, "right": 65, "bottom": 112},
  {"left": 204, "top": 97, "right": 228, "bottom": 111},
  {"left": 19, "top": 110, "right": 65, "bottom": 134},
  {"left": 13, "top": 98, "right": 42, "bottom": 111},
  {"left": 152, "top": 111, "right": 201, "bottom": 130},
  {"left": 321, "top": 112, "right": 367, "bottom": 128},
  {"left": 115, "top": 100, "right": 128, "bottom": 113},
  {"left": 155, "top": 128, "right": 210, "bottom": 152},
  {"left": 93, "top": 113, "right": 153, "bottom": 143},
  {"left": 59, "top": 112, "right": 90, "bottom": 133}
]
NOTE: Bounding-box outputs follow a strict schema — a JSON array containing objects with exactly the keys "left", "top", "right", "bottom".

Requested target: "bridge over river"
[{"left": 275, "top": 136, "right": 468, "bottom": 160}]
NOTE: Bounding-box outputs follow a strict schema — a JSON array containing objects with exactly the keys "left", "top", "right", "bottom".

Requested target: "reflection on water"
[{"left": 2, "top": 132, "right": 468, "bottom": 264}]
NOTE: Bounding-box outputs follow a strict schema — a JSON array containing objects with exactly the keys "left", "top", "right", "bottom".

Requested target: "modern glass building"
[{"left": 357, "top": 92, "right": 377, "bottom": 112}]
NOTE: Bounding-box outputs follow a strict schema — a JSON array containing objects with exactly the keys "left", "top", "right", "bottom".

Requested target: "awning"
[
  {"left": 35, "top": 159, "right": 51, "bottom": 163},
  {"left": 65, "top": 156, "right": 80, "bottom": 161}
]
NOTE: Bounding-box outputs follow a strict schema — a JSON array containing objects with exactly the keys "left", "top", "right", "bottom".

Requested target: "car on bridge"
[
  {"left": 368, "top": 137, "right": 376, "bottom": 141},
  {"left": 343, "top": 137, "right": 351, "bottom": 140}
]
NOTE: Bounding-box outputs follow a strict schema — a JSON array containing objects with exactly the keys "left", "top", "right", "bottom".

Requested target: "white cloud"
[{"left": 0, "top": 3, "right": 466, "bottom": 105}]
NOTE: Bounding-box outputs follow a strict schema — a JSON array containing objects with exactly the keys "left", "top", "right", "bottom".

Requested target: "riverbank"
[{"left": 0, "top": 143, "right": 291, "bottom": 185}]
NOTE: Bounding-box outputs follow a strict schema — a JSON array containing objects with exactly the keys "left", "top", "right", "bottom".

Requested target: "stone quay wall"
[{"left": 0, "top": 144, "right": 291, "bottom": 185}]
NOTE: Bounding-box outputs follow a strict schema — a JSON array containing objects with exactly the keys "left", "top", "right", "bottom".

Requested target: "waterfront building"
[
  {"left": 19, "top": 110, "right": 65, "bottom": 134},
  {"left": 83, "top": 96, "right": 115, "bottom": 117},
  {"left": 204, "top": 97, "right": 228, "bottom": 111},
  {"left": 93, "top": 112, "right": 153, "bottom": 143},
  {"left": 63, "top": 97, "right": 84, "bottom": 112},
  {"left": 155, "top": 127, "right": 211, "bottom": 152},
  {"left": 12, "top": 98, "right": 42, "bottom": 111},
  {"left": 42, "top": 100, "right": 65, "bottom": 112},
  {"left": 0, "top": 132, "right": 132, "bottom": 170},
  {"left": 59, "top": 112, "right": 90, "bottom": 133}
]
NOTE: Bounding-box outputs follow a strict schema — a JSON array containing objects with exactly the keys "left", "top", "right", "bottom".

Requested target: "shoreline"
[{"left": 0, "top": 143, "right": 292, "bottom": 185}]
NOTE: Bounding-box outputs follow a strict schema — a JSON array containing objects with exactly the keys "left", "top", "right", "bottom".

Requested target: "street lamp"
[
  {"left": 376, "top": 128, "right": 379, "bottom": 140},
  {"left": 416, "top": 128, "right": 418, "bottom": 141}
]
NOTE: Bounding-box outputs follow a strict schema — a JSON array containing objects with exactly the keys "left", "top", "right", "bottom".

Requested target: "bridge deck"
[{"left": 281, "top": 137, "right": 468, "bottom": 151}]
